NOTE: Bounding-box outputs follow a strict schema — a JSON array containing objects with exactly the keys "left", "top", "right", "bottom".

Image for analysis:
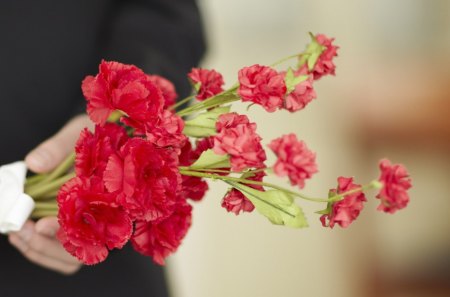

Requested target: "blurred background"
[{"left": 167, "top": 1, "right": 450, "bottom": 296}]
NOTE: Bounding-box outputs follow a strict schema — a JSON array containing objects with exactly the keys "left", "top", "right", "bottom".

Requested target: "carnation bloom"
[
  {"left": 57, "top": 177, "right": 132, "bottom": 265},
  {"left": 283, "top": 75, "right": 316, "bottom": 112},
  {"left": 193, "top": 137, "right": 215, "bottom": 158},
  {"left": 268, "top": 133, "right": 318, "bottom": 189},
  {"left": 147, "top": 74, "right": 178, "bottom": 108},
  {"left": 213, "top": 113, "right": 266, "bottom": 171},
  {"left": 75, "top": 123, "right": 128, "bottom": 179},
  {"left": 222, "top": 172, "right": 265, "bottom": 215},
  {"left": 131, "top": 202, "right": 192, "bottom": 265},
  {"left": 188, "top": 68, "right": 224, "bottom": 100},
  {"left": 178, "top": 141, "right": 208, "bottom": 201},
  {"left": 238, "top": 64, "right": 286, "bottom": 112},
  {"left": 145, "top": 110, "right": 187, "bottom": 149},
  {"left": 104, "top": 138, "right": 181, "bottom": 221},
  {"left": 310, "top": 34, "right": 338, "bottom": 80},
  {"left": 376, "top": 159, "right": 412, "bottom": 214},
  {"left": 82, "top": 60, "right": 164, "bottom": 125},
  {"left": 320, "top": 177, "right": 366, "bottom": 228}
]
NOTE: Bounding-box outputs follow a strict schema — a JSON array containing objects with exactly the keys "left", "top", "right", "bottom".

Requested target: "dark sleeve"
[{"left": 100, "top": 0, "right": 206, "bottom": 97}]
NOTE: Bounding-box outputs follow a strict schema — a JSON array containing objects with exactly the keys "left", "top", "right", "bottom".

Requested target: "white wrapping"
[{"left": 0, "top": 161, "right": 35, "bottom": 234}]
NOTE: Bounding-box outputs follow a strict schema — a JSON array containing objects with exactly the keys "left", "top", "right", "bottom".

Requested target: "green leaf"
[
  {"left": 315, "top": 208, "right": 330, "bottom": 215},
  {"left": 183, "top": 106, "right": 231, "bottom": 137},
  {"left": 315, "top": 189, "right": 335, "bottom": 215},
  {"left": 231, "top": 182, "right": 308, "bottom": 228},
  {"left": 190, "top": 149, "right": 231, "bottom": 169},
  {"left": 298, "top": 32, "right": 325, "bottom": 71},
  {"left": 284, "top": 67, "right": 309, "bottom": 94},
  {"left": 193, "top": 82, "right": 201, "bottom": 92}
]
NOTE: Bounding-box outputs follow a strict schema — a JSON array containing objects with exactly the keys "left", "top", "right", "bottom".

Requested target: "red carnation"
[
  {"left": 178, "top": 141, "right": 208, "bottom": 201},
  {"left": 238, "top": 64, "right": 286, "bottom": 112},
  {"left": 57, "top": 177, "right": 132, "bottom": 265},
  {"left": 320, "top": 177, "right": 366, "bottom": 228},
  {"left": 147, "top": 74, "right": 178, "bottom": 108},
  {"left": 222, "top": 172, "right": 265, "bottom": 215},
  {"left": 104, "top": 138, "right": 181, "bottom": 221},
  {"left": 131, "top": 202, "right": 192, "bottom": 265},
  {"left": 268, "top": 133, "right": 318, "bottom": 189},
  {"left": 283, "top": 75, "right": 316, "bottom": 112},
  {"left": 75, "top": 123, "right": 128, "bottom": 179},
  {"left": 376, "top": 159, "right": 412, "bottom": 214},
  {"left": 310, "top": 34, "right": 339, "bottom": 80},
  {"left": 188, "top": 68, "right": 224, "bottom": 100},
  {"left": 82, "top": 60, "right": 164, "bottom": 125},
  {"left": 193, "top": 137, "right": 215, "bottom": 158},
  {"left": 213, "top": 113, "right": 266, "bottom": 171},
  {"left": 145, "top": 110, "right": 187, "bottom": 149}
]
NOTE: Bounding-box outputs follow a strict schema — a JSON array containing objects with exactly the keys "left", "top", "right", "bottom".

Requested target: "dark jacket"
[{"left": 0, "top": 0, "right": 205, "bottom": 296}]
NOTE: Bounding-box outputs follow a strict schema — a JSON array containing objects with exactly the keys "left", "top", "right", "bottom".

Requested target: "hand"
[
  {"left": 8, "top": 114, "right": 92, "bottom": 274},
  {"left": 25, "top": 114, "right": 93, "bottom": 173},
  {"left": 8, "top": 218, "right": 82, "bottom": 275}
]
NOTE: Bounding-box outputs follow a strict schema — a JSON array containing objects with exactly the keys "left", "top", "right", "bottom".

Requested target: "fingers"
[
  {"left": 35, "top": 216, "right": 59, "bottom": 237},
  {"left": 25, "top": 114, "right": 93, "bottom": 173},
  {"left": 8, "top": 220, "right": 82, "bottom": 275}
]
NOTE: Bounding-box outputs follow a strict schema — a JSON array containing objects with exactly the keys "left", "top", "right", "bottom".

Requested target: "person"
[{"left": 0, "top": 1, "right": 205, "bottom": 296}]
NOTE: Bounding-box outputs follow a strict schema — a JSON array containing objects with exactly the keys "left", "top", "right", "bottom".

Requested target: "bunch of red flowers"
[{"left": 25, "top": 33, "right": 412, "bottom": 266}]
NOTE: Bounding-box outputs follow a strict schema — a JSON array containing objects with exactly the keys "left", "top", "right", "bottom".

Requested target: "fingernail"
[
  {"left": 17, "top": 224, "right": 33, "bottom": 242},
  {"left": 27, "top": 149, "right": 51, "bottom": 171}
]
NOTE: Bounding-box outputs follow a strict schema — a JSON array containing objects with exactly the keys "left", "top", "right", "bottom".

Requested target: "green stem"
[
  {"left": 179, "top": 166, "right": 232, "bottom": 174},
  {"left": 34, "top": 201, "right": 58, "bottom": 210},
  {"left": 225, "top": 180, "right": 296, "bottom": 218},
  {"left": 26, "top": 172, "right": 75, "bottom": 198},
  {"left": 270, "top": 53, "right": 303, "bottom": 68},
  {"left": 179, "top": 169, "right": 331, "bottom": 203},
  {"left": 329, "top": 180, "right": 382, "bottom": 202},
  {"left": 176, "top": 87, "right": 239, "bottom": 117},
  {"left": 170, "top": 95, "right": 196, "bottom": 110},
  {"left": 25, "top": 174, "right": 47, "bottom": 187},
  {"left": 38, "top": 189, "right": 60, "bottom": 200},
  {"left": 31, "top": 209, "right": 58, "bottom": 219},
  {"left": 178, "top": 166, "right": 270, "bottom": 175},
  {"left": 33, "top": 152, "right": 75, "bottom": 186}
]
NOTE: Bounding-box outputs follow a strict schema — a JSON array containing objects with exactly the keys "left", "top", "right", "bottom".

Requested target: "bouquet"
[{"left": 0, "top": 33, "right": 412, "bottom": 266}]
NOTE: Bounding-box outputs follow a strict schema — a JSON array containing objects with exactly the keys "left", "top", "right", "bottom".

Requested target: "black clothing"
[{"left": 0, "top": 0, "right": 205, "bottom": 296}]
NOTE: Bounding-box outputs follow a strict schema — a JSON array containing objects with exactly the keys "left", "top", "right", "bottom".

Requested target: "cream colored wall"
[{"left": 166, "top": 1, "right": 450, "bottom": 297}]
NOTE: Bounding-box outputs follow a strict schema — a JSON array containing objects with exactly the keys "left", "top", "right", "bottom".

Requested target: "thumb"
[
  {"left": 35, "top": 217, "right": 60, "bottom": 237},
  {"left": 25, "top": 114, "right": 92, "bottom": 173}
]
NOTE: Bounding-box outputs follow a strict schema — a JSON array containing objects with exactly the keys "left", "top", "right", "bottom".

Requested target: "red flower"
[
  {"left": 283, "top": 75, "right": 316, "bottom": 112},
  {"left": 145, "top": 110, "right": 187, "bottom": 149},
  {"left": 75, "top": 123, "right": 128, "bottom": 179},
  {"left": 193, "top": 137, "right": 215, "bottom": 158},
  {"left": 310, "top": 34, "right": 338, "bottom": 80},
  {"left": 104, "top": 138, "right": 181, "bottom": 221},
  {"left": 147, "top": 74, "right": 178, "bottom": 108},
  {"left": 82, "top": 61, "right": 164, "bottom": 125},
  {"left": 376, "top": 159, "right": 412, "bottom": 214},
  {"left": 131, "top": 202, "right": 192, "bottom": 265},
  {"left": 188, "top": 68, "right": 224, "bottom": 100},
  {"left": 178, "top": 141, "right": 208, "bottom": 201},
  {"left": 238, "top": 64, "right": 286, "bottom": 112},
  {"left": 268, "top": 134, "right": 318, "bottom": 189},
  {"left": 222, "top": 172, "right": 265, "bottom": 215},
  {"left": 320, "top": 177, "right": 366, "bottom": 228},
  {"left": 57, "top": 177, "right": 132, "bottom": 265},
  {"left": 213, "top": 113, "right": 266, "bottom": 171}
]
